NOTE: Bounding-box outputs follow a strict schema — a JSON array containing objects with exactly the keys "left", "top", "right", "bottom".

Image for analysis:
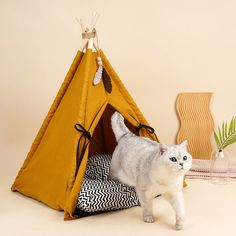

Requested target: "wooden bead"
[{"left": 97, "top": 61, "right": 103, "bottom": 66}]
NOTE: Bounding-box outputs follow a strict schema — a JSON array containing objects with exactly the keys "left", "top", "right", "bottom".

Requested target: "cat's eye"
[
  {"left": 170, "top": 157, "right": 177, "bottom": 162},
  {"left": 183, "top": 156, "right": 187, "bottom": 161}
]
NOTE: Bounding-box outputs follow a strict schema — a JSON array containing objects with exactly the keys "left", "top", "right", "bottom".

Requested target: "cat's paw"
[
  {"left": 143, "top": 215, "right": 155, "bottom": 223},
  {"left": 175, "top": 222, "right": 183, "bottom": 230}
]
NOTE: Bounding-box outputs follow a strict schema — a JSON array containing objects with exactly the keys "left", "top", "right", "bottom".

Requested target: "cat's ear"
[
  {"left": 160, "top": 144, "right": 168, "bottom": 155},
  {"left": 179, "top": 140, "right": 188, "bottom": 150}
]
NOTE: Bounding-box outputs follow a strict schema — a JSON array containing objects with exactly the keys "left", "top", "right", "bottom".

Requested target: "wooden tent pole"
[
  {"left": 76, "top": 13, "right": 100, "bottom": 52},
  {"left": 76, "top": 18, "right": 89, "bottom": 52},
  {"left": 90, "top": 12, "right": 100, "bottom": 30}
]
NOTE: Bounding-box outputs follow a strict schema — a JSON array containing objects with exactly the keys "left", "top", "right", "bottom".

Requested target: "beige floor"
[{"left": 1, "top": 148, "right": 236, "bottom": 236}]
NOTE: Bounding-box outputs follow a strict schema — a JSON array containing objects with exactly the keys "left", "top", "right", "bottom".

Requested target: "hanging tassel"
[{"left": 93, "top": 57, "right": 103, "bottom": 85}]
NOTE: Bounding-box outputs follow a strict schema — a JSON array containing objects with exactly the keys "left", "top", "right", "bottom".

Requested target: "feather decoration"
[
  {"left": 102, "top": 68, "right": 112, "bottom": 93},
  {"left": 93, "top": 65, "right": 103, "bottom": 85},
  {"left": 214, "top": 116, "right": 236, "bottom": 151},
  {"left": 93, "top": 56, "right": 103, "bottom": 85}
]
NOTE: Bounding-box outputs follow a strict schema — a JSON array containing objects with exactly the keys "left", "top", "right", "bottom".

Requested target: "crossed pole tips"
[
  {"left": 76, "top": 13, "right": 104, "bottom": 86},
  {"left": 76, "top": 12, "right": 100, "bottom": 52}
]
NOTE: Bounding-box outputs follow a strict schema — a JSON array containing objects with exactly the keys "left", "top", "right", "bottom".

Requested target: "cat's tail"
[{"left": 111, "top": 112, "right": 130, "bottom": 142}]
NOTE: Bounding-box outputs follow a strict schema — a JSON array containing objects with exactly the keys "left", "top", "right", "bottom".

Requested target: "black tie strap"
[
  {"left": 136, "top": 124, "right": 158, "bottom": 141},
  {"left": 136, "top": 124, "right": 155, "bottom": 134},
  {"left": 74, "top": 124, "right": 91, "bottom": 175},
  {"left": 74, "top": 124, "right": 92, "bottom": 140}
]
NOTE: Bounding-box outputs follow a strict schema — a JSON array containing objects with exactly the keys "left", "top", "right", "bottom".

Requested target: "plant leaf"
[
  {"left": 214, "top": 116, "right": 236, "bottom": 151},
  {"left": 222, "top": 122, "right": 225, "bottom": 140},
  {"left": 229, "top": 117, "right": 233, "bottom": 135},
  {"left": 233, "top": 117, "right": 236, "bottom": 131},
  {"left": 222, "top": 135, "right": 236, "bottom": 149},
  {"left": 218, "top": 126, "right": 223, "bottom": 144},
  {"left": 214, "top": 131, "right": 221, "bottom": 150},
  {"left": 225, "top": 121, "right": 228, "bottom": 139},
  {"left": 233, "top": 117, "right": 235, "bottom": 130}
]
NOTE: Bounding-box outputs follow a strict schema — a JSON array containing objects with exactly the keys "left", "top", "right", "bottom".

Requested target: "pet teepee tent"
[{"left": 11, "top": 17, "right": 159, "bottom": 220}]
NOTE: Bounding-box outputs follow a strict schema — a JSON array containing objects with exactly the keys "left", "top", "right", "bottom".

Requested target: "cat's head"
[{"left": 158, "top": 140, "right": 192, "bottom": 175}]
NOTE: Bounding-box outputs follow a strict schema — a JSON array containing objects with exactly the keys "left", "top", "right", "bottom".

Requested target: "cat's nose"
[{"left": 179, "top": 163, "right": 184, "bottom": 167}]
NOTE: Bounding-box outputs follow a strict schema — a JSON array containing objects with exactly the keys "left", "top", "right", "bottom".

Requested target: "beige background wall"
[{"left": 1, "top": 0, "right": 236, "bottom": 160}]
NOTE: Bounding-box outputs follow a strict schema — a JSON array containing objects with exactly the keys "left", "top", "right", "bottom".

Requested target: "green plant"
[{"left": 214, "top": 116, "right": 236, "bottom": 151}]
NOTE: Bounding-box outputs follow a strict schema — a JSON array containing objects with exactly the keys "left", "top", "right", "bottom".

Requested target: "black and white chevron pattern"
[
  {"left": 77, "top": 153, "right": 139, "bottom": 212},
  {"left": 84, "top": 153, "right": 111, "bottom": 181}
]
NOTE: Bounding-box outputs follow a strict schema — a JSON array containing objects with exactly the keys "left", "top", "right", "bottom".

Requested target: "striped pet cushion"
[{"left": 77, "top": 153, "right": 139, "bottom": 212}]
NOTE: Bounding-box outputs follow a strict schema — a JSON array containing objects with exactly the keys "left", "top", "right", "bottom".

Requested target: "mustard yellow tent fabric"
[{"left": 11, "top": 49, "right": 159, "bottom": 220}]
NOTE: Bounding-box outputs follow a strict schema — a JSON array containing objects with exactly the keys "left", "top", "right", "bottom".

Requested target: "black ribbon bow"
[
  {"left": 74, "top": 124, "right": 91, "bottom": 175},
  {"left": 74, "top": 124, "right": 92, "bottom": 140},
  {"left": 136, "top": 124, "right": 158, "bottom": 141}
]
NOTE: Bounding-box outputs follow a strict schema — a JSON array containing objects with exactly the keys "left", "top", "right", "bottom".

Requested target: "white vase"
[{"left": 209, "top": 150, "right": 230, "bottom": 184}]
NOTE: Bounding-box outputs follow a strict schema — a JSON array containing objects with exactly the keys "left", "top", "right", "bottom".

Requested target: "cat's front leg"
[
  {"left": 163, "top": 190, "right": 185, "bottom": 230},
  {"left": 136, "top": 187, "right": 154, "bottom": 223}
]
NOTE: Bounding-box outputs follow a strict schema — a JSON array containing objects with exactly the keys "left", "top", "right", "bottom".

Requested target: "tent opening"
[
  {"left": 89, "top": 104, "right": 137, "bottom": 157},
  {"left": 74, "top": 103, "right": 140, "bottom": 217}
]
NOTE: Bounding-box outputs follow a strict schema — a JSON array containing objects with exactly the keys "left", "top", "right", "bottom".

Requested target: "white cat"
[{"left": 109, "top": 112, "right": 192, "bottom": 230}]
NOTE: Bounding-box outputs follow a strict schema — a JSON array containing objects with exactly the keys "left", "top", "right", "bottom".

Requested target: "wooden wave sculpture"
[{"left": 176, "top": 93, "right": 214, "bottom": 159}]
